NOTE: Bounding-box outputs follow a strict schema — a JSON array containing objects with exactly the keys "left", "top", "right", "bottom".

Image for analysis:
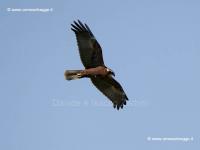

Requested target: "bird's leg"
[
  {"left": 64, "top": 70, "right": 86, "bottom": 80},
  {"left": 76, "top": 70, "right": 89, "bottom": 78},
  {"left": 75, "top": 66, "right": 108, "bottom": 79}
]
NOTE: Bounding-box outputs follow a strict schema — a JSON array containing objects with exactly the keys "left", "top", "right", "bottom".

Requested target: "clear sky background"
[{"left": 0, "top": 0, "right": 200, "bottom": 149}]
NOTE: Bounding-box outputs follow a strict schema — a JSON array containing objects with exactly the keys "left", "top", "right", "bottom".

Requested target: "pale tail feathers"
[{"left": 64, "top": 70, "right": 83, "bottom": 80}]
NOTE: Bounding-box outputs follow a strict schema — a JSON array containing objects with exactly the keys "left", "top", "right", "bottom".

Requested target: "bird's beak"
[
  {"left": 110, "top": 70, "right": 115, "bottom": 77},
  {"left": 112, "top": 71, "right": 115, "bottom": 77},
  {"left": 106, "top": 68, "right": 115, "bottom": 77}
]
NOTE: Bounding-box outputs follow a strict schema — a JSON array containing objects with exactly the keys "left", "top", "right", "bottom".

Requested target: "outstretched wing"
[
  {"left": 71, "top": 20, "right": 104, "bottom": 68},
  {"left": 90, "top": 76, "right": 128, "bottom": 110}
]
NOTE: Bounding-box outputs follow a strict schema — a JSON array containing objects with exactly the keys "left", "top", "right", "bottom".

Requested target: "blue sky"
[{"left": 0, "top": 0, "right": 200, "bottom": 149}]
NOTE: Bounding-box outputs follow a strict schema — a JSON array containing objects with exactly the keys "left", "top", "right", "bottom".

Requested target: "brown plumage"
[{"left": 64, "top": 20, "right": 128, "bottom": 110}]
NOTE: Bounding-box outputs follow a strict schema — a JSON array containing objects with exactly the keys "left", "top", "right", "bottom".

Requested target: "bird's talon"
[{"left": 77, "top": 73, "right": 82, "bottom": 78}]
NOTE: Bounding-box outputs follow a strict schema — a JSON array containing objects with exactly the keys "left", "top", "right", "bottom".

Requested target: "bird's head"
[{"left": 106, "top": 67, "right": 115, "bottom": 77}]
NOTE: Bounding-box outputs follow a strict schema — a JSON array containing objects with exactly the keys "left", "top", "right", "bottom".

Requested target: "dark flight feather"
[
  {"left": 71, "top": 20, "right": 104, "bottom": 68},
  {"left": 91, "top": 76, "right": 128, "bottom": 110}
]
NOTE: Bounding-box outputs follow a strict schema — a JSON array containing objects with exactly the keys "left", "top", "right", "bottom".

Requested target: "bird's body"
[{"left": 64, "top": 20, "right": 128, "bottom": 110}]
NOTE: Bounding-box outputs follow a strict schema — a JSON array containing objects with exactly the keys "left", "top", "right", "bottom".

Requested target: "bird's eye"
[{"left": 106, "top": 68, "right": 110, "bottom": 72}]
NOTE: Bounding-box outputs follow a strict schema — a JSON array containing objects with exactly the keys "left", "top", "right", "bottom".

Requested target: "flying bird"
[{"left": 64, "top": 20, "right": 128, "bottom": 110}]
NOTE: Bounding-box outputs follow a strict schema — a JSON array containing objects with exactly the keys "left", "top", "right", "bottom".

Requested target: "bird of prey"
[{"left": 64, "top": 20, "right": 128, "bottom": 110}]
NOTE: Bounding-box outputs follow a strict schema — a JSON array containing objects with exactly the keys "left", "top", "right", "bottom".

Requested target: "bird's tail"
[{"left": 64, "top": 70, "right": 83, "bottom": 80}]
